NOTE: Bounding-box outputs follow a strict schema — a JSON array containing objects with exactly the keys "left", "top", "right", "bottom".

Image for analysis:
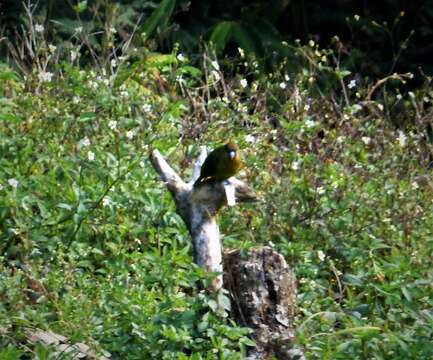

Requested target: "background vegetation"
[
  {"left": 2, "top": 0, "right": 433, "bottom": 76},
  {"left": 1, "top": 1, "right": 433, "bottom": 359}
]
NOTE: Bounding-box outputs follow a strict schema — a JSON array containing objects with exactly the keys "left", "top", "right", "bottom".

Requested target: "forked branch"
[{"left": 149, "top": 148, "right": 256, "bottom": 290}]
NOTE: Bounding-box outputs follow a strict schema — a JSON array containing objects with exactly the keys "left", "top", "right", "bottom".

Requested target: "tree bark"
[{"left": 224, "top": 247, "right": 305, "bottom": 360}]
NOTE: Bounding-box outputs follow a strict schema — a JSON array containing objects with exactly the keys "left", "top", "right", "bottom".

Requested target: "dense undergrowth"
[{"left": 1, "top": 18, "right": 433, "bottom": 360}]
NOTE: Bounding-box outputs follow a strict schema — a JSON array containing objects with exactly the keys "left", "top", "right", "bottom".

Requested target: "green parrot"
[{"left": 194, "top": 142, "right": 242, "bottom": 187}]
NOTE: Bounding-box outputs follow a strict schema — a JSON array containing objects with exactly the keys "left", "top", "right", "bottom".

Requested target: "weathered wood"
[
  {"left": 24, "top": 328, "right": 110, "bottom": 359},
  {"left": 149, "top": 148, "right": 256, "bottom": 290},
  {"left": 224, "top": 247, "right": 305, "bottom": 360}
]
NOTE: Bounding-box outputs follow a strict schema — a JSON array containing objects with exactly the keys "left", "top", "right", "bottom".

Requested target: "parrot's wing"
[{"left": 199, "top": 150, "right": 219, "bottom": 179}]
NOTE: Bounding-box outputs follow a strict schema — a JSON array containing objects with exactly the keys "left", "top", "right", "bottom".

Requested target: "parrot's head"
[{"left": 225, "top": 142, "right": 238, "bottom": 161}]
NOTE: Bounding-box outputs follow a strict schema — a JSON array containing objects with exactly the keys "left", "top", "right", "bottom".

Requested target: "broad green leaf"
[
  {"left": 0, "top": 64, "right": 21, "bottom": 81},
  {"left": 140, "top": 0, "right": 176, "bottom": 40},
  {"left": 144, "top": 53, "right": 177, "bottom": 70},
  {"left": 78, "top": 112, "right": 96, "bottom": 122},
  {"left": 209, "top": 21, "right": 235, "bottom": 54},
  {"left": 232, "top": 22, "right": 264, "bottom": 59},
  {"left": 336, "top": 69, "right": 352, "bottom": 80},
  {"left": 240, "top": 337, "right": 256, "bottom": 347}
]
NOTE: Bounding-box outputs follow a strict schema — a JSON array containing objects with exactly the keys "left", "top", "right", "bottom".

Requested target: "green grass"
[{"left": 1, "top": 37, "right": 433, "bottom": 359}]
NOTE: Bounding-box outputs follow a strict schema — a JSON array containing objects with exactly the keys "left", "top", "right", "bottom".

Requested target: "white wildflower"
[
  {"left": 317, "top": 250, "right": 326, "bottom": 262},
  {"left": 38, "top": 71, "right": 53, "bottom": 83},
  {"left": 48, "top": 44, "right": 57, "bottom": 53},
  {"left": 75, "top": 26, "right": 83, "bottom": 33},
  {"left": 348, "top": 79, "right": 357, "bottom": 89},
  {"left": 109, "top": 27, "right": 116, "bottom": 34},
  {"left": 245, "top": 134, "right": 256, "bottom": 143},
  {"left": 354, "top": 14, "right": 360, "bottom": 21},
  {"left": 142, "top": 103, "right": 152, "bottom": 114},
  {"left": 126, "top": 130, "right": 135, "bottom": 139},
  {"left": 120, "top": 90, "right": 129, "bottom": 98},
  {"left": 411, "top": 181, "right": 419, "bottom": 190},
  {"left": 396, "top": 94, "right": 402, "bottom": 100},
  {"left": 111, "top": 59, "right": 117, "bottom": 68},
  {"left": 72, "top": 96, "right": 81, "bottom": 104},
  {"left": 337, "top": 136, "right": 346, "bottom": 144},
  {"left": 397, "top": 131, "right": 407, "bottom": 147},
  {"left": 361, "top": 136, "right": 371, "bottom": 145},
  {"left": 377, "top": 103, "right": 384, "bottom": 111},
  {"left": 177, "top": 53, "right": 186, "bottom": 62},
  {"left": 285, "top": 74, "right": 290, "bottom": 81},
  {"left": 88, "top": 80, "right": 98, "bottom": 90},
  {"left": 8, "top": 178, "right": 18, "bottom": 188},
  {"left": 291, "top": 161, "right": 300, "bottom": 171},
  {"left": 35, "top": 24, "right": 44, "bottom": 33},
  {"left": 240, "top": 79, "right": 248, "bottom": 88},
  {"left": 139, "top": 161, "right": 145, "bottom": 168},
  {"left": 222, "top": 96, "right": 229, "bottom": 103},
  {"left": 238, "top": 103, "right": 248, "bottom": 113},
  {"left": 102, "top": 196, "right": 111, "bottom": 207},
  {"left": 309, "top": 39, "right": 315, "bottom": 47},
  {"left": 304, "top": 104, "right": 311, "bottom": 111},
  {"left": 87, "top": 151, "right": 95, "bottom": 161},
  {"left": 279, "top": 82, "right": 286, "bottom": 89},
  {"left": 71, "top": 50, "right": 79, "bottom": 62},
  {"left": 305, "top": 119, "right": 316, "bottom": 128},
  {"left": 108, "top": 120, "right": 117, "bottom": 130},
  {"left": 78, "top": 137, "right": 90, "bottom": 149},
  {"left": 317, "top": 187, "right": 325, "bottom": 195}
]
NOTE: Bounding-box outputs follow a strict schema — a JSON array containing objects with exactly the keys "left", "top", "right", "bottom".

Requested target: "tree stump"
[{"left": 224, "top": 247, "right": 305, "bottom": 360}]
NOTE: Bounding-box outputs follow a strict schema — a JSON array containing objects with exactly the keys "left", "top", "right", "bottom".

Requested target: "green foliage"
[
  {"left": 140, "top": 0, "right": 176, "bottom": 41},
  {"left": 209, "top": 21, "right": 236, "bottom": 55},
  {"left": 1, "top": 18, "right": 433, "bottom": 359},
  {"left": 3, "top": 0, "right": 431, "bottom": 78}
]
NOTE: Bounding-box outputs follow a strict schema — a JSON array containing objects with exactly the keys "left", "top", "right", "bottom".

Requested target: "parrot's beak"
[{"left": 228, "top": 150, "right": 236, "bottom": 160}]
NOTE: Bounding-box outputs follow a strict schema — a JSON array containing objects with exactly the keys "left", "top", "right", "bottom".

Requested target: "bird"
[{"left": 194, "top": 142, "right": 242, "bottom": 187}]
